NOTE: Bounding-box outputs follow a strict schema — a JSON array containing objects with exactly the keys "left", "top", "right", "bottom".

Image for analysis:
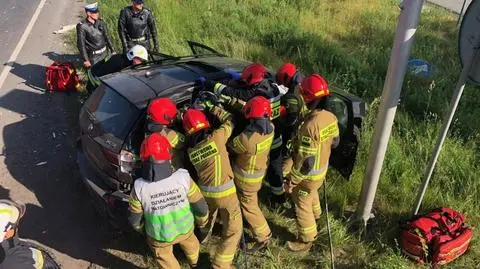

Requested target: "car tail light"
[{"left": 119, "top": 150, "right": 139, "bottom": 173}]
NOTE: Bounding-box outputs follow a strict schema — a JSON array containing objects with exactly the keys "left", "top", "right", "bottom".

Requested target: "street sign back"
[{"left": 458, "top": 0, "right": 480, "bottom": 84}]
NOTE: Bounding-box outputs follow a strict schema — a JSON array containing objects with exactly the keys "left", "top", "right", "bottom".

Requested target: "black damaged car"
[{"left": 77, "top": 41, "right": 366, "bottom": 229}]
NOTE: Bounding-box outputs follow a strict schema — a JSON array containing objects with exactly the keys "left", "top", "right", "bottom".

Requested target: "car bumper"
[{"left": 77, "top": 149, "right": 131, "bottom": 230}]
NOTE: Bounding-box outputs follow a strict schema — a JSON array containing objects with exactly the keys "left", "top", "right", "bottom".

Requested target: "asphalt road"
[
  {"left": 428, "top": 0, "right": 472, "bottom": 14},
  {"left": 0, "top": 0, "right": 40, "bottom": 75},
  {"left": 0, "top": 0, "right": 145, "bottom": 268}
]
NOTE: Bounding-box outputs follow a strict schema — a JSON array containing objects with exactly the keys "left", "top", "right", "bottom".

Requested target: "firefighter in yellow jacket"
[
  {"left": 228, "top": 96, "right": 274, "bottom": 251},
  {"left": 276, "top": 63, "right": 309, "bottom": 178},
  {"left": 183, "top": 105, "right": 242, "bottom": 269},
  {"left": 146, "top": 97, "right": 185, "bottom": 170},
  {"left": 284, "top": 74, "right": 340, "bottom": 252},
  {"left": 128, "top": 133, "right": 209, "bottom": 269}
]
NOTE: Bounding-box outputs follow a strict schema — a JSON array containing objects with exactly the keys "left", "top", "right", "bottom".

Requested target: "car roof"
[{"left": 100, "top": 56, "right": 253, "bottom": 109}]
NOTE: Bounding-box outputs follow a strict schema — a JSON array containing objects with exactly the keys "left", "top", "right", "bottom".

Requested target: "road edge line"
[{"left": 0, "top": 0, "right": 48, "bottom": 91}]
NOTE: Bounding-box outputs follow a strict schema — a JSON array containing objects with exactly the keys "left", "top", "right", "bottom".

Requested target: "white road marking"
[{"left": 0, "top": 0, "right": 47, "bottom": 91}]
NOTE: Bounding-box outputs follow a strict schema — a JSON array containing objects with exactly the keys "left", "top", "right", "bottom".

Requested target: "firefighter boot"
[{"left": 247, "top": 238, "right": 270, "bottom": 252}]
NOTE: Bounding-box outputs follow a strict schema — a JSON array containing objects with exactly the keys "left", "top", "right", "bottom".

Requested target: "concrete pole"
[
  {"left": 412, "top": 40, "right": 479, "bottom": 216},
  {"left": 356, "top": 0, "right": 425, "bottom": 227}
]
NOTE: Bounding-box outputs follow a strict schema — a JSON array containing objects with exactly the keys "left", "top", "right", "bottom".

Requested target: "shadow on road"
[
  {"left": 0, "top": 186, "right": 11, "bottom": 200},
  {"left": 5, "top": 62, "right": 46, "bottom": 92},
  {"left": 0, "top": 88, "right": 144, "bottom": 268},
  {"left": 42, "top": 52, "right": 81, "bottom": 63},
  {"left": 4, "top": 52, "right": 82, "bottom": 93}
]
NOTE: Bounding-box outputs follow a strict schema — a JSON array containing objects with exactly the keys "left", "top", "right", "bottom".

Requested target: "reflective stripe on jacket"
[
  {"left": 281, "top": 90, "right": 309, "bottom": 157},
  {"left": 269, "top": 94, "right": 282, "bottom": 120},
  {"left": 158, "top": 127, "right": 185, "bottom": 169},
  {"left": 187, "top": 106, "right": 236, "bottom": 199},
  {"left": 290, "top": 109, "right": 339, "bottom": 190},
  {"left": 283, "top": 90, "right": 309, "bottom": 124},
  {"left": 229, "top": 125, "right": 274, "bottom": 192}
]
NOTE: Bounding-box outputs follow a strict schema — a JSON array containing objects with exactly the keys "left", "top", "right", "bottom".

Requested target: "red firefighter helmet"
[
  {"left": 147, "top": 98, "right": 177, "bottom": 125},
  {"left": 182, "top": 109, "right": 210, "bottom": 135},
  {"left": 140, "top": 133, "right": 172, "bottom": 162},
  {"left": 241, "top": 63, "right": 267, "bottom": 86},
  {"left": 243, "top": 96, "right": 272, "bottom": 119},
  {"left": 299, "top": 74, "right": 330, "bottom": 103},
  {"left": 276, "top": 63, "right": 297, "bottom": 86}
]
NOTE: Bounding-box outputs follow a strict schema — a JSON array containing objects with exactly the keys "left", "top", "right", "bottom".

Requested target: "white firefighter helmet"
[
  {"left": 126, "top": 45, "right": 149, "bottom": 62},
  {"left": 0, "top": 200, "right": 25, "bottom": 242}
]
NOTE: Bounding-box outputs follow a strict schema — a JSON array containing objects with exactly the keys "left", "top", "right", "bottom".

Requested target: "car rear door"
[
  {"left": 79, "top": 84, "right": 142, "bottom": 184},
  {"left": 326, "top": 90, "right": 366, "bottom": 179}
]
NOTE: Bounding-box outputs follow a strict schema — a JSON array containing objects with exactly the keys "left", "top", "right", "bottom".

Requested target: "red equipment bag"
[
  {"left": 400, "top": 208, "right": 473, "bottom": 267},
  {"left": 45, "top": 62, "right": 80, "bottom": 92}
]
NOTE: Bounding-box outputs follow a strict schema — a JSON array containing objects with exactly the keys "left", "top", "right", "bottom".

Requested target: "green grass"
[{"left": 80, "top": 0, "right": 479, "bottom": 268}]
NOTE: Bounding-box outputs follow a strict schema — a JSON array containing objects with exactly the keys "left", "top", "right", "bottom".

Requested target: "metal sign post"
[
  {"left": 356, "top": 0, "right": 425, "bottom": 228},
  {"left": 412, "top": 0, "right": 480, "bottom": 215},
  {"left": 412, "top": 48, "right": 478, "bottom": 215}
]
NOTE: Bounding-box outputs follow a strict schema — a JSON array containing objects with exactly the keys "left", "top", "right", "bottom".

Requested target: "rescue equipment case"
[
  {"left": 45, "top": 61, "right": 80, "bottom": 92},
  {"left": 400, "top": 207, "right": 473, "bottom": 267}
]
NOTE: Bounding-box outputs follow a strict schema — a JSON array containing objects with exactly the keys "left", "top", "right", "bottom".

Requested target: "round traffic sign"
[
  {"left": 458, "top": 0, "right": 480, "bottom": 84},
  {"left": 407, "top": 59, "right": 434, "bottom": 78}
]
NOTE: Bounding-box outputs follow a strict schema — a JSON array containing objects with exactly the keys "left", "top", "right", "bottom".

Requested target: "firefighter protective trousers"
[
  {"left": 229, "top": 121, "right": 274, "bottom": 242},
  {"left": 288, "top": 109, "right": 339, "bottom": 242},
  {"left": 187, "top": 106, "right": 243, "bottom": 269}
]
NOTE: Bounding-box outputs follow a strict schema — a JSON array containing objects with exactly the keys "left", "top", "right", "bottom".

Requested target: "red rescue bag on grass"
[
  {"left": 45, "top": 62, "right": 81, "bottom": 92},
  {"left": 400, "top": 208, "right": 473, "bottom": 267}
]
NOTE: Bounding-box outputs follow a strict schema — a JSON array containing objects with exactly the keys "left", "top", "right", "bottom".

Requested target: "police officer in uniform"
[
  {"left": 76, "top": 3, "right": 116, "bottom": 68},
  {"left": 118, "top": 0, "right": 159, "bottom": 53}
]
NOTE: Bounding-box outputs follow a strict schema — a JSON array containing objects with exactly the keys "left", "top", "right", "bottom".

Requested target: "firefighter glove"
[
  {"left": 219, "top": 94, "right": 233, "bottom": 105},
  {"left": 198, "top": 100, "right": 214, "bottom": 111},
  {"left": 213, "top": 82, "right": 227, "bottom": 95}
]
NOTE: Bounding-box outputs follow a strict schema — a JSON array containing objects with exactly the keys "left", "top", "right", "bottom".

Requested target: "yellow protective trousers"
[
  {"left": 291, "top": 184, "right": 323, "bottom": 243},
  {"left": 237, "top": 187, "right": 271, "bottom": 243},
  {"left": 147, "top": 230, "right": 200, "bottom": 269},
  {"left": 206, "top": 194, "right": 243, "bottom": 269}
]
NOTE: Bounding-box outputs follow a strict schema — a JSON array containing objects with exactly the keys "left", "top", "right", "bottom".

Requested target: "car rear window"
[{"left": 85, "top": 84, "right": 140, "bottom": 141}]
